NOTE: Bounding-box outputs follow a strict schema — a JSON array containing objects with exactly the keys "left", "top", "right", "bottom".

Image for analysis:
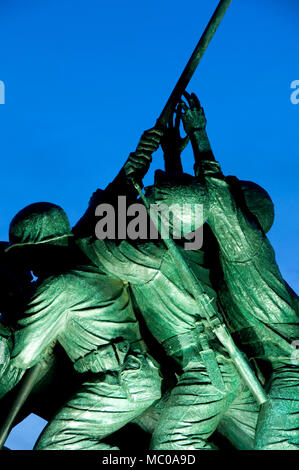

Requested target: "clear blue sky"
[{"left": 0, "top": 0, "right": 298, "bottom": 449}]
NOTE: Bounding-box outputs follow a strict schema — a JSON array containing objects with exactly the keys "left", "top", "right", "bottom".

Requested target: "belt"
[
  {"left": 162, "top": 324, "right": 225, "bottom": 391},
  {"left": 74, "top": 338, "right": 147, "bottom": 374}
]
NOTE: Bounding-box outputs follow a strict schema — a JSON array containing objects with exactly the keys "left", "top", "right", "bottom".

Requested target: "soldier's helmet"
[
  {"left": 229, "top": 178, "right": 274, "bottom": 234},
  {"left": 6, "top": 202, "right": 73, "bottom": 252},
  {"left": 145, "top": 170, "right": 274, "bottom": 235},
  {"left": 145, "top": 170, "right": 209, "bottom": 236}
]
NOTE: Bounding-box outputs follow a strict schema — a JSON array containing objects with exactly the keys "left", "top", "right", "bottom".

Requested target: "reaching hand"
[
  {"left": 123, "top": 127, "right": 163, "bottom": 181},
  {"left": 178, "top": 92, "right": 207, "bottom": 136},
  {"left": 161, "top": 107, "right": 189, "bottom": 157}
]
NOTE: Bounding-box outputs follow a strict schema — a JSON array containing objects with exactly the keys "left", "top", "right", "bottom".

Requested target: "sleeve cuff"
[{"left": 194, "top": 160, "right": 224, "bottom": 179}]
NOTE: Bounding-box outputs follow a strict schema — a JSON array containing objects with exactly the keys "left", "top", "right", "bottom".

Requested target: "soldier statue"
[
  {"left": 0, "top": 128, "right": 163, "bottom": 450},
  {"left": 147, "top": 91, "right": 299, "bottom": 450}
]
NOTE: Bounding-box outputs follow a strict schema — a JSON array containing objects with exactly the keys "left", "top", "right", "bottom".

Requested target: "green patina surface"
[{"left": 0, "top": 93, "right": 298, "bottom": 450}]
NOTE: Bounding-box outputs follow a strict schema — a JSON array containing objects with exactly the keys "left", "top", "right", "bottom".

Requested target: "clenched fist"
[{"left": 123, "top": 127, "right": 163, "bottom": 181}]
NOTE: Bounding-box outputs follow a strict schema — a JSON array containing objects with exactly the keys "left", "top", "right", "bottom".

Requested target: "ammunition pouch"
[{"left": 73, "top": 338, "right": 146, "bottom": 374}]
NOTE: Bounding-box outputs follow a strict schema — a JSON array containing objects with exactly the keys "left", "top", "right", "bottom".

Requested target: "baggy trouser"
[
  {"left": 34, "top": 352, "right": 162, "bottom": 450},
  {"left": 254, "top": 362, "right": 299, "bottom": 450},
  {"left": 150, "top": 354, "right": 259, "bottom": 450}
]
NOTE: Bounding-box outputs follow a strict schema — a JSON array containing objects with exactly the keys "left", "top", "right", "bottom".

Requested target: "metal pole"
[
  {"left": 157, "top": 0, "right": 232, "bottom": 127},
  {"left": 0, "top": 363, "right": 43, "bottom": 449}
]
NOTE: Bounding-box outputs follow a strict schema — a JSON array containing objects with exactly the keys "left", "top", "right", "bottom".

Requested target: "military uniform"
[
  {"left": 5, "top": 174, "right": 162, "bottom": 450},
  {"left": 0, "top": 323, "right": 26, "bottom": 401},
  {"left": 10, "top": 265, "right": 161, "bottom": 450},
  {"left": 0, "top": 241, "right": 32, "bottom": 401},
  {"left": 198, "top": 159, "right": 299, "bottom": 449},
  {"left": 75, "top": 232, "right": 259, "bottom": 450}
]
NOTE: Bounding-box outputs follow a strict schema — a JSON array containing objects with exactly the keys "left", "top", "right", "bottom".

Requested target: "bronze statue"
[
  {"left": 0, "top": 130, "right": 163, "bottom": 450},
  {"left": 1, "top": 0, "right": 298, "bottom": 451},
  {"left": 150, "top": 91, "right": 299, "bottom": 450},
  {"left": 179, "top": 92, "right": 299, "bottom": 449}
]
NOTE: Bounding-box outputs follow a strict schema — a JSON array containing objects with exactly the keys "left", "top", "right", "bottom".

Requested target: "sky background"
[{"left": 0, "top": 0, "right": 298, "bottom": 449}]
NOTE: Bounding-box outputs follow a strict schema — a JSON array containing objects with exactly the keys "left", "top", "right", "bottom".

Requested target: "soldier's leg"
[
  {"left": 150, "top": 356, "right": 242, "bottom": 450},
  {"left": 218, "top": 384, "right": 259, "bottom": 450},
  {"left": 254, "top": 363, "right": 299, "bottom": 450},
  {"left": 35, "top": 353, "right": 161, "bottom": 450},
  {"left": 132, "top": 388, "right": 172, "bottom": 434}
]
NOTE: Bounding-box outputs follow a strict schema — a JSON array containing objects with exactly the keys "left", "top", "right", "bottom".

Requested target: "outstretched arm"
[
  {"left": 73, "top": 127, "right": 162, "bottom": 238},
  {"left": 180, "top": 93, "right": 264, "bottom": 263},
  {"left": 180, "top": 92, "right": 215, "bottom": 174},
  {"left": 160, "top": 107, "right": 189, "bottom": 174}
]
